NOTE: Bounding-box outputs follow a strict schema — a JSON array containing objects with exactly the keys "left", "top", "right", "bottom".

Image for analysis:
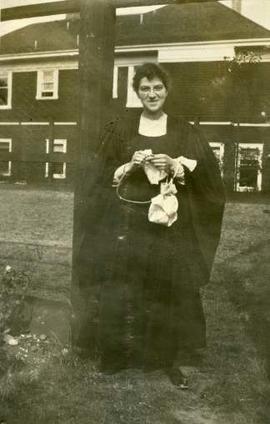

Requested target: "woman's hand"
[
  {"left": 127, "top": 150, "right": 154, "bottom": 172},
  {"left": 148, "top": 154, "right": 174, "bottom": 173},
  {"left": 131, "top": 150, "right": 149, "bottom": 167}
]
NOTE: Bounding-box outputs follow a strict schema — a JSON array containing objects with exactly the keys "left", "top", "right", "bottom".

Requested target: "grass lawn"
[{"left": 0, "top": 186, "right": 270, "bottom": 424}]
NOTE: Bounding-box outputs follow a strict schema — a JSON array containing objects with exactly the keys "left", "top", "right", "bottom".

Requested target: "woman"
[{"left": 76, "top": 63, "right": 225, "bottom": 387}]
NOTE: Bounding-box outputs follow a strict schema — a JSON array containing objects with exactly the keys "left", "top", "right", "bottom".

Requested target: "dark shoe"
[{"left": 166, "top": 367, "right": 189, "bottom": 389}]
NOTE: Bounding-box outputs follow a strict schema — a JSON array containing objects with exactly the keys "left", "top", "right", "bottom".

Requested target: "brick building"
[{"left": 1, "top": 2, "right": 270, "bottom": 191}]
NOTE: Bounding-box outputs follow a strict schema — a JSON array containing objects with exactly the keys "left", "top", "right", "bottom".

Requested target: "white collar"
[{"left": 138, "top": 113, "right": 167, "bottom": 137}]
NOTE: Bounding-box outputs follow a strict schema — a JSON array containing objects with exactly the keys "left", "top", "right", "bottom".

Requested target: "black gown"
[{"left": 74, "top": 114, "right": 225, "bottom": 371}]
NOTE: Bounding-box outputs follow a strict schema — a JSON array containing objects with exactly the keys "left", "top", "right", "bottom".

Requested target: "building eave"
[
  {"left": 0, "top": 37, "right": 270, "bottom": 65},
  {"left": 115, "top": 37, "right": 270, "bottom": 53},
  {"left": 0, "top": 49, "right": 78, "bottom": 62}
]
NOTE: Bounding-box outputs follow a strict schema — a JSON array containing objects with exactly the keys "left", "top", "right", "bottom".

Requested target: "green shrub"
[{"left": 0, "top": 266, "right": 31, "bottom": 343}]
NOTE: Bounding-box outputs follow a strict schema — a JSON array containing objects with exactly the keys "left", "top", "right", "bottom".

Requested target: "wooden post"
[{"left": 71, "top": 0, "right": 116, "bottom": 345}]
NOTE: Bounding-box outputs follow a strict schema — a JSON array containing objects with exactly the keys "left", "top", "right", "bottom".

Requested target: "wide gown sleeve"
[
  {"left": 182, "top": 122, "right": 225, "bottom": 283},
  {"left": 80, "top": 119, "right": 124, "bottom": 239}
]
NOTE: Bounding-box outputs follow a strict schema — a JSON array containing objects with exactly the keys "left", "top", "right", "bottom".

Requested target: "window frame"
[
  {"left": 113, "top": 56, "right": 157, "bottom": 108},
  {"left": 52, "top": 139, "right": 67, "bottom": 154},
  {"left": 36, "top": 69, "right": 59, "bottom": 100},
  {"left": 44, "top": 138, "right": 67, "bottom": 179},
  {"left": 0, "top": 72, "right": 12, "bottom": 110},
  {"left": 235, "top": 143, "right": 263, "bottom": 192},
  {"left": 126, "top": 66, "right": 143, "bottom": 108},
  {"left": 0, "top": 138, "right": 12, "bottom": 176},
  {"left": 51, "top": 162, "right": 66, "bottom": 179},
  {"left": 209, "top": 142, "right": 225, "bottom": 176}
]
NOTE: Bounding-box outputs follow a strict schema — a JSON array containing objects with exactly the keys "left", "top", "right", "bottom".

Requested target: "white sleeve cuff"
[
  {"left": 179, "top": 156, "right": 197, "bottom": 172},
  {"left": 171, "top": 156, "right": 197, "bottom": 185}
]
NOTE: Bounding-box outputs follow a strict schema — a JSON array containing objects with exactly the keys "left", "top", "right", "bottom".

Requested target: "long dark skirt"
[{"left": 77, "top": 196, "right": 206, "bottom": 371}]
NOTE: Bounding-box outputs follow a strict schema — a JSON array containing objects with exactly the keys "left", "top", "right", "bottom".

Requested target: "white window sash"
[
  {"left": 36, "top": 69, "right": 59, "bottom": 100},
  {"left": 0, "top": 72, "right": 12, "bottom": 109}
]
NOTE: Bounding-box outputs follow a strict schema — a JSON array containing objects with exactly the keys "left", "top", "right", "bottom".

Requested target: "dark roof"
[
  {"left": 0, "top": 3, "right": 270, "bottom": 55},
  {"left": 0, "top": 18, "right": 79, "bottom": 54},
  {"left": 116, "top": 3, "right": 270, "bottom": 45}
]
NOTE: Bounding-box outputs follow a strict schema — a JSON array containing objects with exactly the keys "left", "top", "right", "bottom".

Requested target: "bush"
[{"left": 0, "top": 266, "right": 31, "bottom": 343}]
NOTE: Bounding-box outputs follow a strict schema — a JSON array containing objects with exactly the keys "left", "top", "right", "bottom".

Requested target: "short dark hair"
[{"left": 132, "top": 63, "right": 170, "bottom": 93}]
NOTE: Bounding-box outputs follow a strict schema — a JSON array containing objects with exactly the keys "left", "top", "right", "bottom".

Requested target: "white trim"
[
  {"left": 45, "top": 162, "right": 49, "bottom": 178},
  {"left": 45, "top": 139, "right": 50, "bottom": 154},
  {"left": 0, "top": 121, "right": 77, "bottom": 126},
  {"left": 159, "top": 44, "right": 234, "bottom": 63},
  {"left": 0, "top": 38, "right": 270, "bottom": 72},
  {"left": 0, "top": 49, "right": 78, "bottom": 63},
  {"left": 0, "top": 71, "right": 12, "bottom": 109},
  {"left": 0, "top": 122, "right": 19, "bottom": 125},
  {"left": 21, "top": 122, "right": 50, "bottom": 125},
  {"left": 116, "top": 38, "right": 270, "bottom": 63},
  {"left": 54, "top": 122, "right": 77, "bottom": 126},
  {"left": 115, "top": 38, "right": 270, "bottom": 54},
  {"left": 0, "top": 38, "right": 269, "bottom": 63},
  {"left": 0, "top": 37, "right": 268, "bottom": 65},
  {"left": 115, "top": 56, "right": 157, "bottom": 67},
  {"left": 199, "top": 121, "right": 233, "bottom": 126},
  {"left": 236, "top": 123, "right": 270, "bottom": 127},
  {"left": 0, "top": 61, "right": 78, "bottom": 73},
  {"left": 236, "top": 143, "right": 263, "bottom": 192},
  {"left": 113, "top": 65, "right": 119, "bottom": 99},
  {"left": 192, "top": 122, "right": 270, "bottom": 127}
]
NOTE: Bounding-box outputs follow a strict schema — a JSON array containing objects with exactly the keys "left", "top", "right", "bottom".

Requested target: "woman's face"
[{"left": 137, "top": 77, "right": 168, "bottom": 114}]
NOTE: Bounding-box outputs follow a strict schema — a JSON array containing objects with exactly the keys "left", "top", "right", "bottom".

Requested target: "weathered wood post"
[{"left": 71, "top": 0, "right": 116, "bottom": 346}]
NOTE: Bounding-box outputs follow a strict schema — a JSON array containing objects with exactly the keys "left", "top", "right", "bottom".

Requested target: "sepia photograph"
[{"left": 0, "top": 0, "right": 270, "bottom": 423}]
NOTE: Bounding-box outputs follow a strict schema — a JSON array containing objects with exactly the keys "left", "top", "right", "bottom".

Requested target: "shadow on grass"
[
  {"left": 212, "top": 239, "right": 270, "bottom": 423},
  {"left": 215, "top": 239, "right": 270, "bottom": 375}
]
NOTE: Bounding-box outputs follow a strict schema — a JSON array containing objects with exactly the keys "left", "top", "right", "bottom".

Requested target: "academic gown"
[{"left": 74, "top": 114, "right": 225, "bottom": 371}]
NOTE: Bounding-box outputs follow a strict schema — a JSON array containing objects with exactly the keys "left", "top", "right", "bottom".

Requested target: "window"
[
  {"left": 209, "top": 142, "right": 225, "bottom": 176},
  {"left": 51, "top": 162, "right": 66, "bottom": 179},
  {"left": 0, "top": 139, "right": 12, "bottom": 176},
  {"left": 126, "top": 66, "right": 142, "bottom": 108},
  {"left": 45, "top": 138, "right": 67, "bottom": 179},
  {"left": 36, "top": 69, "right": 59, "bottom": 100},
  {"left": 0, "top": 72, "right": 12, "bottom": 109},
  {"left": 113, "top": 56, "right": 157, "bottom": 108},
  {"left": 52, "top": 139, "right": 67, "bottom": 153},
  {"left": 236, "top": 143, "right": 263, "bottom": 192}
]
